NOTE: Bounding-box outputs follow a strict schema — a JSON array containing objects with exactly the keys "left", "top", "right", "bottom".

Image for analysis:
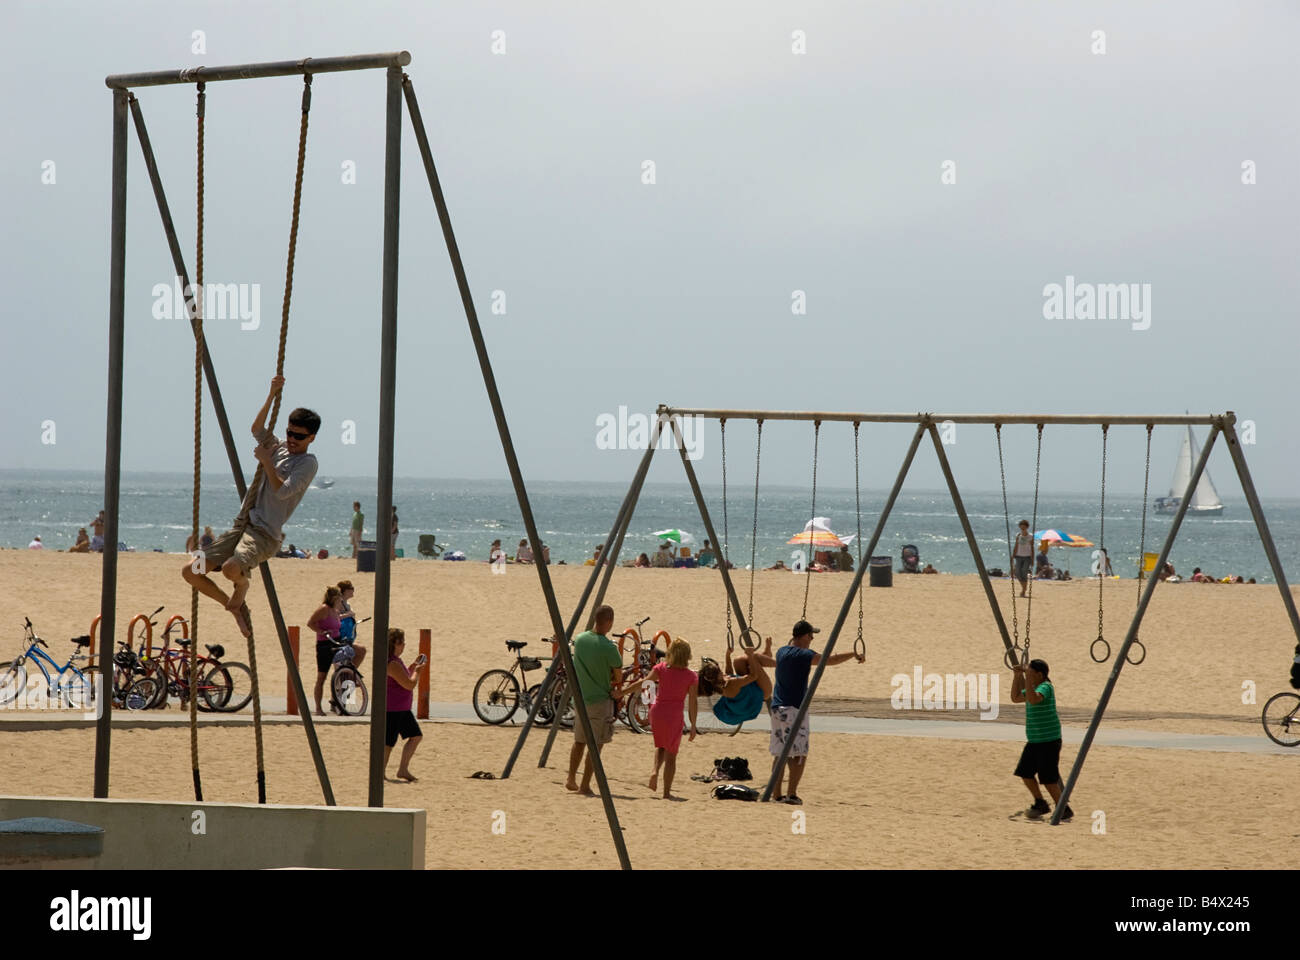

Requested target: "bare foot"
[
  {"left": 565, "top": 780, "right": 579, "bottom": 792},
  {"left": 229, "top": 604, "right": 251, "bottom": 638},
  {"left": 397, "top": 770, "right": 418, "bottom": 782},
  {"left": 314, "top": 709, "right": 325, "bottom": 717},
  {"left": 664, "top": 793, "right": 687, "bottom": 802},
  {"left": 648, "top": 773, "right": 658, "bottom": 791},
  {"left": 578, "top": 788, "right": 596, "bottom": 797},
  {"left": 226, "top": 578, "right": 250, "bottom": 612}
]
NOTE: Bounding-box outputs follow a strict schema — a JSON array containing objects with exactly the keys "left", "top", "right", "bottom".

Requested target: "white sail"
[{"left": 1169, "top": 425, "right": 1222, "bottom": 511}]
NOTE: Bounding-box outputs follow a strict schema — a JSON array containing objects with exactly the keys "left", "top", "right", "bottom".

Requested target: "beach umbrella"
[
  {"left": 653, "top": 528, "right": 695, "bottom": 545},
  {"left": 787, "top": 518, "right": 846, "bottom": 548}
]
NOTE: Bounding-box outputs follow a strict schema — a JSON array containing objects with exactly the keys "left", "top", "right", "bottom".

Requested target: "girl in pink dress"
[{"left": 628, "top": 639, "right": 699, "bottom": 800}]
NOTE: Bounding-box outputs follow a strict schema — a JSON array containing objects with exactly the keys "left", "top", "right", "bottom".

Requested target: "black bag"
[
  {"left": 711, "top": 783, "right": 759, "bottom": 801},
  {"left": 713, "top": 756, "right": 752, "bottom": 781},
  {"left": 988, "top": 567, "right": 1004, "bottom": 578}
]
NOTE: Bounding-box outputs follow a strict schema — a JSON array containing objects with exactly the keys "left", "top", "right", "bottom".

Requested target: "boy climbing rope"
[{"left": 181, "top": 376, "right": 320, "bottom": 637}]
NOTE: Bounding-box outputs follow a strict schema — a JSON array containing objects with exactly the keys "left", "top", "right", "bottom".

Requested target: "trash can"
[
  {"left": 356, "top": 540, "right": 377, "bottom": 573},
  {"left": 869, "top": 556, "right": 893, "bottom": 587}
]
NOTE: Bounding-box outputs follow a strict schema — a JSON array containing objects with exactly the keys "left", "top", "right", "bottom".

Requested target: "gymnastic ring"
[
  {"left": 726, "top": 628, "right": 735, "bottom": 652},
  {"left": 853, "top": 635, "right": 866, "bottom": 660},
  {"left": 1003, "top": 647, "right": 1019, "bottom": 670},
  {"left": 1090, "top": 637, "right": 1111, "bottom": 664},
  {"left": 737, "top": 627, "right": 763, "bottom": 652},
  {"left": 1126, "top": 638, "right": 1146, "bottom": 666}
]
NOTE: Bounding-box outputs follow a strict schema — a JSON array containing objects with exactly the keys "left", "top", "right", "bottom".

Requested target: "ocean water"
[{"left": 2, "top": 469, "right": 1297, "bottom": 584}]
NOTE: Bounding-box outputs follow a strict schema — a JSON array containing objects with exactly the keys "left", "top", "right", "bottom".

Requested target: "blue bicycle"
[{"left": 0, "top": 618, "right": 96, "bottom": 710}]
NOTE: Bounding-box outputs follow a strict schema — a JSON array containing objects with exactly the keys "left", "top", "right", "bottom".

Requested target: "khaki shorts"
[
  {"left": 573, "top": 697, "right": 616, "bottom": 746},
  {"left": 201, "top": 521, "right": 280, "bottom": 577}
]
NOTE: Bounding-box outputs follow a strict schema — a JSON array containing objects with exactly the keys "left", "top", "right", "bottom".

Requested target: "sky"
[{"left": 1, "top": 0, "right": 1297, "bottom": 499}]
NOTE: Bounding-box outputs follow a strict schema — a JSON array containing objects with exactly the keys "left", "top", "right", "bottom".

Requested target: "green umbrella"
[{"left": 652, "top": 528, "right": 695, "bottom": 545}]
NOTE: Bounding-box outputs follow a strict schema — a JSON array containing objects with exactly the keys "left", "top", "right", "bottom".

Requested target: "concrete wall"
[{"left": 0, "top": 796, "right": 424, "bottom": 870}]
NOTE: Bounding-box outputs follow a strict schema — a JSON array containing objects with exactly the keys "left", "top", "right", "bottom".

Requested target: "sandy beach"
[{"left": 2, "top": 549, "right": 1298, "bottom": 868}]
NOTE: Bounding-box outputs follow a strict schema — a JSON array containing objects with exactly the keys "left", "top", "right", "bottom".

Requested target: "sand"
[{"left": 2, "top": 549, "right": 1298, "bottom": 868}]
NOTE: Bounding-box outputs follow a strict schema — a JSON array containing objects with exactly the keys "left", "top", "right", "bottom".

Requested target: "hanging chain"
[
  {"left": 747, "top": 420, "right": 763, "bottom": 626},
  {"left": 996, "top": 424, "right": 1019, "bottom": 646},
  {"left": 854, "top": 422, "right": 865, "bottom": 658},
  {"left": 721, "top": 419, "right": 732, "bottom": 647},
  {"left": 1023, "top": 424, "right": 1044, "bottom": 655},
  {"left": 801, "top": 421, "right": 821, "bottom": 618},
  {"left": 189, "top": 80, "right": 207, "bottom": 803},
  {"left": 1097, "top": 425, "right": 1108, "bottom": 644},
  {"left": 1137, "top": 424, "right": 1152, "bottom": 604}
]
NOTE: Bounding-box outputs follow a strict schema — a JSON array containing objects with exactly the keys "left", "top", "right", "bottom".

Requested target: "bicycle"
[
  {"left": 473, "top": 639, "right": 558, "bottom": 726},
  {"left": 1262, "top": 690, "right": 1300, "bottom": 747},
  {"left": 322, "top": 633, "right": 369, "bottom": 716},
  {"left": 612, "top": 617, "right": 669, "bottom": 735},
  {"left": 0, "top": 618, "right": 96, "bottom": 710},
  {"left": 124, "top": 616, "right": 253, "bottom": 713}
]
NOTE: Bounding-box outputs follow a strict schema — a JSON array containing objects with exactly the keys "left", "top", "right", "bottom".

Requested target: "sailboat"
[{"left": 1153, "top": 425, "right": 1223, "bottom": 516}]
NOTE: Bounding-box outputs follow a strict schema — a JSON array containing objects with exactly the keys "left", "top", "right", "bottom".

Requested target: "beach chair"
[
  {"left": 900, "top": 545, "right": 920, "bottom": 573},
  {"left": 417, "top": 534, "right": 443, "bottom": 559}
]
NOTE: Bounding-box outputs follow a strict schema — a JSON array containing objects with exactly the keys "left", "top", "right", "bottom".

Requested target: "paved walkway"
[{"left": 1, "top": 699, "right": 1294, "bottom": 756}]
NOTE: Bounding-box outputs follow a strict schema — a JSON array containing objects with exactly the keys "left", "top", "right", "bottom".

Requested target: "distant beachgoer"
[
  {"left": 310, "top": 585, "right": 366, "bottom": 715},
  {"left": 651, "top": 543, "right": 674, "bottom": 568},
  {"left": 836, "top": 546, "right": 855, "bottom": 572},
  {"left": 515, "top": 539, "right": 533, "bottom": 563},
  {"left": 541, "top": 543, "right": 551, "bottom": 565},
  {"left": 767, "top": 560, "right": 788, "bottom": 571},
  {"left": 584, "top": 544, "right": 604, "bottom": 567},
  {"left": 185, "top": 531, "right": 199, "bottom": 552},
  {"left": 1191, "top": 567, "right": 1213, "bottom": 583},
  {"left": 490, "top": 539, "right": 505, "bottom": 564},
  {"left": 1096, "top": 548, "right": 1114, "bottom": 577},
  {"left": 696, "top": 541, "right": 716, "bottom": 568},
  {"left": 634, "top": 552, "right": 651, "bottom": 568},
  {"left": 28, "top": 536, "right": 43, "bottom": 550},
  {"left": 350, "top": 502, "right": 364, "bottom": 558},
  {"left": 1010, "top": 658, "right": 1072, "bottom": 822},
  {"left": 337, "top": 580, "right": 357, "bottom": 636},
  {"left": 623, "top": 638, "right": 698, "bottom": 800},
  {"left": 69, "top": 528, "right": 91, "bottom": 553},
  {"left": 1012, "top": 520, "right": 1034, "bottom": 597},
  {"left": 180, "top": 377, "right": 319, "bottom": 638},
  {"left": 1159, "top": 562, "right": 1175, "bottom": 582},
  {"left": 90, "top": 511, "right": 105, "bottom": 552},
  {"left": 391, "top": 507, "right": 399, "bottom": 561},
  {"left": 385, "top": 628, "right": 426, "bottom": 782},
  {"left": 768, "top": 620, "right": 863, "bottom": 804},
  {"left": 566, "top": 604, "right": 622, "bottom": 797},
  {"left": 921, "top": 563, "right": 938, "bottom": 574},
  {"left": 201, "top": 525, "right": 215, "bottom": 551}
]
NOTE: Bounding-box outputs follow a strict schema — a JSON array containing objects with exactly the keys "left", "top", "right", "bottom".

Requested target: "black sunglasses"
[{"left": 285, "top": 429, "right": 312, "bottom": 441}]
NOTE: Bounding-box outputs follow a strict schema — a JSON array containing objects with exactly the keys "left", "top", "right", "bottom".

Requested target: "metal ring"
[
  {"left": 1004, "top": 647, "right": 1019, "bottom": 670},
  {"left": 853, "top": 635, "right": 866, "bottom": 660},
  {"left": 726, "top": 628, "right": 735, "bottom": 652},
  {"left": 1090, "top": 637, "right": 1111, "bottom": 663},
  {"left": 1126, "top": 639, "right": 1147, "bottom": 666},
  {"left": 737, "top": 627, "right": 763, "bottom": 652}
]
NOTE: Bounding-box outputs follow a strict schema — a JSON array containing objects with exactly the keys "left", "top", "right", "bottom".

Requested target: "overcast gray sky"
[{"left": 2, "top": 0, "right": 1296, "bottom": 497}]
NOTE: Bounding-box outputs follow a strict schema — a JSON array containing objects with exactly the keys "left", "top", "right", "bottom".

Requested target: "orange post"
[
  {"left": 125, "top": 612, "right": 155, "bottom": 657},
  {"left": 287, "top": 626, "right": 300, "bottom": 716},
  {"left": 417, "top": 628, "right": 431, "bottom": 719},
  {"left": 88, "top": 615, "right": 101, "bottom": 669},
  {"left": 161, "top": 614, "right": 188, "bottom": 649}
]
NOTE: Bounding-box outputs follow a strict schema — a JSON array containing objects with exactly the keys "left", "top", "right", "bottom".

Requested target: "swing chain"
[
  {"left": 1097, "top": 424, "right": 1108, "bottom": 645},
  {"left": 802, "top": 421, "right": 821, "bottom": 619},
  {"left": 995, "top": 424, "right": 1020, "bottom": 648},
  {"left": 721, "top": 419, "right": 733, "bottom": 649},
  {"left": 854, "top": 422, "right": 865, "bottom": 659},
  {"left": 747, "top": 420, "right": 763, "bottom": 627},
  {"left": 1022, "top": 423, "right": 1043, "bottom": 657},
  {"left": 1137, "top": 424, "right": 1152, "bottom": 604}
]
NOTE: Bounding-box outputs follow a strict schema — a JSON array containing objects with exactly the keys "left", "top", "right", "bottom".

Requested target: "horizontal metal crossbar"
[
  {"left": 106, "top": 51, "right": 411, "bottom": 88},
  {"left": 657, "top": 406, "right": 1232, "bottom": 427}
]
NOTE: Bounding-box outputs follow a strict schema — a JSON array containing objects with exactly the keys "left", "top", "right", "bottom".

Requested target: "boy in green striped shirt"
[{"left": 1010, "top": 659, "right": 1073, "bottom": 821}]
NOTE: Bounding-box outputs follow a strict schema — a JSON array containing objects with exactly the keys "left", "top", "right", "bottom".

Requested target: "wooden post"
[
  {"left": 417, "top": 629, "right": 431, "bottom": 719},
  {"left": 287, "top": 626, "right": 300, "bottom": 716}
]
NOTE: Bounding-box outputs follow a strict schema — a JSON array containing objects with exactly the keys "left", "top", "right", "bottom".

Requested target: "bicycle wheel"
[
  {"left": 1262, "top": 691, "right": 1300, "bottom": 747},
  {"left": 58, "top": 669, "right": 94, "bottom": 712},
  {"left": 549, "top": 676, "right": 575, "bottom": 728},
  {"left": 626, "top": 682, "right": 654, "bottom": 735},
  {"left": 527, "top": 683, "right": 554, "bottom": 726},
  {"left": 124, "top": 676, "right": 163, "bottom": 711},
  {"left": 199, "top": 663, "right": 233, "bottom": 711},
  {"left": 0, "top": 661, "right": 27, "bottom": 706},
  {"left": 208, "top": 661, "right": 253, "bottom": 713},
  {"left": 473, "top": 669, "right": 520, "bottom": 725},
  {"left": 332, "top": 666, "right": 369, "bottom": 716}
]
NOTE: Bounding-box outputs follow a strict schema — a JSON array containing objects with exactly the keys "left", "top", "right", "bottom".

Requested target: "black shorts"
[
  {"left": 385, "top": 710, "right": 421, "bottom": 747},
  {"left": 315, "top": 641, "right": 336, "bottom": 673},
  {"left": 1014, "top": 739, "right": 1062, "bottom": 784}
]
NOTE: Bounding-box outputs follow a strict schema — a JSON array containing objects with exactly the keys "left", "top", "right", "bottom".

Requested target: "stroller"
[{"left": 900, "top": 545, "right": 920, "bottom": 574}]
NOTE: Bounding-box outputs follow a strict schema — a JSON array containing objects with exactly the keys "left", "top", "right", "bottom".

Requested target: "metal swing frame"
[
  {"left": 498, "top": 405, "right": 1300, "bottom": 830},
  {"left": 98, "top": 52, "right": 632, "bottom": 869}
]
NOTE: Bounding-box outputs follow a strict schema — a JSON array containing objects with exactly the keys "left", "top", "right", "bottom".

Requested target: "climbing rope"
[
  {"left": 853, "top": 422, "right": 865, "bottom": 660},
  {"left": 189, "top": 80, "right": 206, "bottom": 803},
  {"left": 239, "top": 71, "right": 313, "bottom": 804},
  {"left": 801, "top": 421, "right": 821, "bottom": 618}
]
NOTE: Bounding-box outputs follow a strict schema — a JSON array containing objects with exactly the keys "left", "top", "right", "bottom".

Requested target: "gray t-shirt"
[{"left": 237, "top": 427, "right": 318, "bottom": 542}]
